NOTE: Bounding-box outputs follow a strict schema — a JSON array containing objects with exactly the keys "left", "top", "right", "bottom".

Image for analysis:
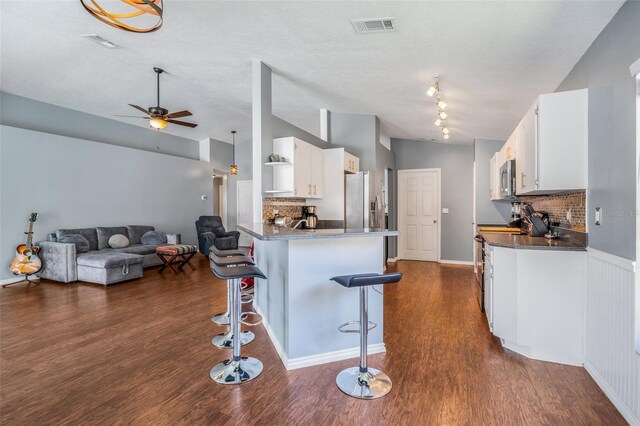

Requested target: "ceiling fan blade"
[
  {"left": 114, "top": 115, "right": 149, "bottom": 118},
  {"left": 129, "top": 104, "right": 150, "bottom": 114},
  {"left": 167, "top": 119, "right": 198, "bottom": 128},
  {"left": 165, "top": 110, "right": 192, "bottom": 119}
]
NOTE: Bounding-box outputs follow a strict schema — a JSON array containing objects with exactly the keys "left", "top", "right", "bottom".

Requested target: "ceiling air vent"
[
  {"left": 81, "top": 34, "right": 118, "bottom": 48},
  {"left": 351, "top": 18, "right": 396, "bottom": 34}
]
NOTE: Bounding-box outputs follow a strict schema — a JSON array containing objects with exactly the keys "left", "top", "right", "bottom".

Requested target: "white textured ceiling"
[{"left": 0, "top": 1, "right": 623, "bottom": 145}]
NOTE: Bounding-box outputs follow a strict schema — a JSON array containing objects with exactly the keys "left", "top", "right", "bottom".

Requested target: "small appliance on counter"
[
  {"left": 302, "top": 206, "right": 318, "bottom": 229},
  {"left": 508, "top": 201, "right": 522, "bottom": 228}
]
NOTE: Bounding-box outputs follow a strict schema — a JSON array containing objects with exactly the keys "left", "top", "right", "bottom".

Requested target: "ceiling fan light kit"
[
  {"left": 80, "top": 0, "right": 164, "bottom": 33},
  {"left": 119, "top": 67, "right": 197, "bottom": 131}
]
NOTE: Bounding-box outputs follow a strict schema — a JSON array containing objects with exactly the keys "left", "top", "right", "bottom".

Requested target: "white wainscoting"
[{"left": 585, "top": 248, "right": 639, "bottom": 425}]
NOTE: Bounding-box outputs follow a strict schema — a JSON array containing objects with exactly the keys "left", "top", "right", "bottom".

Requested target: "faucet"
[{"left": 292, "top": 219, "right": 308, "bottom": 229}]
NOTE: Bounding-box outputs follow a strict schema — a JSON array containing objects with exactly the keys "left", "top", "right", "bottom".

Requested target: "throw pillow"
[
  {"left": 59, "top": 234, "right": 90, "bottom": 254},
  {"left": 141, "top": 230, "right": 168, "bottom": 246},
  {"left": 108, "top": 234, "right": 130, "bottom": 249}
]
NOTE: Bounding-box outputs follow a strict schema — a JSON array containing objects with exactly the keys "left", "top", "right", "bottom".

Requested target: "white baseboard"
[
  {"left": 254, "top": 302, "right": 386, "bottom": 371},
  {"left": 439, "top": 259, "right": 474, "bottom": 266},
  {"left": 287, "top": 343, "right": 386, "bottom": 370},
  {"left": 502, "top": 340, "right": 583, "bottom": 367},
  {"left": 386, "top": 257, "right": 398, "bottom": 263},
  {"left": 0, "top": 276, "right": 26, "bottom": 286},
  {"left": 585, "top": 360, "right": 639, "bottom": 426}
]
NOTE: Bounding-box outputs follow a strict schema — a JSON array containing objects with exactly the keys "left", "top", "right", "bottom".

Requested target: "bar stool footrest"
[
  {"left": 338, "top": 320, "right": 377, "bottom": 333},
  {"left": 241, "top": 312, "right": 263, "bottom": 326}
]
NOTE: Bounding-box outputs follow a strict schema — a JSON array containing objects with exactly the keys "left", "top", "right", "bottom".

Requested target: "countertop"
[
  {"left": 480, "top": 232, "right": 586, "bottom": 251},
  {"left": 238, "top": 223, "right": 399, "bottom": 241}
]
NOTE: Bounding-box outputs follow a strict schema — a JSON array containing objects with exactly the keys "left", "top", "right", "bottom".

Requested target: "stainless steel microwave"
[{"left": 499, "top": 159, "right": 516, "bottom": 198}]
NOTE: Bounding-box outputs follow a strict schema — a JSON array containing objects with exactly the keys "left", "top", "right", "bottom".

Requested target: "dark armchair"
[{"left": 195, "top": 216, "right": 240, "bottom": 255}]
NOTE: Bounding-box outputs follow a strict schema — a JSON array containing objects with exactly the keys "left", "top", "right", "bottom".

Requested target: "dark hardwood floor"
[{"left": 1, "top": 257, "right": 625, "bottom": 425}]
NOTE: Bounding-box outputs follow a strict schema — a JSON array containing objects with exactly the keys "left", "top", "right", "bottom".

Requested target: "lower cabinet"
[{"left": 485, "top": 244, "right": 586, "bottom": 366}]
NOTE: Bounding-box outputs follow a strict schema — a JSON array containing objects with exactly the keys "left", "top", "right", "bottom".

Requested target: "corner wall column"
[{"left": 252, "top": 60, "right": 272, "bottom": 223}]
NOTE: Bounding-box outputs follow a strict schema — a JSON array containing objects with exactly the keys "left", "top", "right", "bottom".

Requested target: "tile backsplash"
[
  {"left": 518, "top": 190, "right": 586, "bottom": 231},
  {"left": 262, "top": 197, "right": 306, "bottom": 221}
]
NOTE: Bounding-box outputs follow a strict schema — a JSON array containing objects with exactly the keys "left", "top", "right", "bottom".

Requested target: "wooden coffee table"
[{"left": 156, "top": 244, "right": 197, "bottom": 274}]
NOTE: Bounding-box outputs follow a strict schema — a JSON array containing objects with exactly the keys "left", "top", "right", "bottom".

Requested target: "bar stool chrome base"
[
  {"left": 336, "top": 367, "right": 392, "bottom": 399},
  {"left": 210, "top": 357, "right": 263, "bottom": 384},
  {"left": 211, "top": 311, "right": 230, "bottom": 325},
  {"left": 211, "top": 330, "right": 255, "bottom": 348}
]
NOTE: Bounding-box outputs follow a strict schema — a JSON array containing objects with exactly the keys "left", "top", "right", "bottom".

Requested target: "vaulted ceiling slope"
[{"left": 0, "top": 1, "right": 623, "bottom": 145}]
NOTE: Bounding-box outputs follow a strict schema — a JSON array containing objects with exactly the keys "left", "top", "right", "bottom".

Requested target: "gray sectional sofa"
[{"left": 37, "top": 225, "right": 181, "bottom": 285}]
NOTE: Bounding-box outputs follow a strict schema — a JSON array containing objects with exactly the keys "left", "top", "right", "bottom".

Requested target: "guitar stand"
[{"left": 3, "top": 274, "right": 40, "bottom": 288}]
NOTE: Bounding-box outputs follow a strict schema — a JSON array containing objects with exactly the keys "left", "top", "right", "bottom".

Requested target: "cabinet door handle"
[
  {"left": 521, "top": 173, "right": 525, "bottom": 189},
  {"left": 313, "top": 184, "right": 317, "bottom": 195},
  {"left": 308, "top": 184, "right": 312, "bottom": 195}
]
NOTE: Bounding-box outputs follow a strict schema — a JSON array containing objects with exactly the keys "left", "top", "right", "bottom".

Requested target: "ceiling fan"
[{"left": 117, "top": 67, "right": 197, "bottom": 130}]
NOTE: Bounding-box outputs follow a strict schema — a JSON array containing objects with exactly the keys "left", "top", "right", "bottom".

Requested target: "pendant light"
[{"left": 230, "top": 131, "right": 238, "bottom": 175}]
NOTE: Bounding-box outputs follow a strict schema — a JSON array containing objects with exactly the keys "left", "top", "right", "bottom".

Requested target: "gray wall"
[
  {"left": 391, "top": 138, "right": 475, "bottom": 262},
  {"left": 555, "top": 0, "right": 639, "bottom": 261},
  {"left": 474, "top": 138, "right": 511, "bottom": 224},
  {"left": 375, "top": 119, "right": 398, "bottom": 258},
  {"left": 0, "top": 92, "right": 200, "bottom": 160},
  {"left": 273, "top": 115, "right": 327, "bottom": 148},
  {"left": 0, "top": 125, "right": 213, "bottom": 281}
]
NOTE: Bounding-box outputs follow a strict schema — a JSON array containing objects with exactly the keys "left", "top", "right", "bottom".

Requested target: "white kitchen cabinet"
[
  {"left": 486, "top": 243, "right": 586, "bottom": 366},
  {"left": 272, "top": 137, "right": 324, "bottom": 199},
  {"left": 483, "top": 244, "right": 493, "bottom": 331},
  {"left": 515, "top": 88, "right": 588, "bottom": 195},
  {"left": 309, "top": 144, "right": 324, "bottom": 198},
  {"left": 344, "top": 151, "right": 359, "bottom": 173},
  {"left": 489, "top": 153, "right": 500, "bottom": 201}
]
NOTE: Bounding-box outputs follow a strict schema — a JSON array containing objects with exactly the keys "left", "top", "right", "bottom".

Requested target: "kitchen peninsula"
[{"left": 238, "top": 223, "right": 399, "bottom": 370}]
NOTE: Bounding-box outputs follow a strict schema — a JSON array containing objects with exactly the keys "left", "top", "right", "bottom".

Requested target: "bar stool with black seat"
[
  {"left": 331, "top": 272, "right": 403, "bottom": 399},
  {"left": 209, "top": 253, "right": 256, "bottom": 348},
  {"left": 209, "top": 246, "right": 250, "bottom": 326},
  {"left": 209, "top": 263, "right": 267, "bottom": 384}
]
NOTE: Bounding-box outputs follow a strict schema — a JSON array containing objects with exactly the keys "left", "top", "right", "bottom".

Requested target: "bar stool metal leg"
[
  {"left": 210, "top": 278, "right": 263, "bottom": 384},
  {"left": 211, "top": 280, "right": 255, "bottom": 347},
  {"left": 336, "top": 286, "right": 392, "bottom": 399}
]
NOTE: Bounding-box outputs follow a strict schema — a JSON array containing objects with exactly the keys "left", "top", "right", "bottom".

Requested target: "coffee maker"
[{"left": 302, "top": 206, "right": 318, "bottom": 229}]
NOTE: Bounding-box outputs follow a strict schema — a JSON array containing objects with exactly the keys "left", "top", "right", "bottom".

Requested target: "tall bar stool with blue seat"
[
  {"left": 209, "top": 246, "right": 253, "bottom": 326},
  {"left": 209, "top": 262, "right": 267, "bottom": 384},
  {"left": 331, "top": 272, "right": 403, "bottom": 399},
  {"left": 209, "top": 253, "right": 256, "bottom": 348}
]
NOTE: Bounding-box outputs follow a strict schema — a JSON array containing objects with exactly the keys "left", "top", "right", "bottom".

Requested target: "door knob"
[{"left": 433, "top": 220, "right": 437, "bottom": 224}]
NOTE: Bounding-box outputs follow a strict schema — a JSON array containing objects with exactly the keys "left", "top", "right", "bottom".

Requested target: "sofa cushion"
[
  {"left": 141, "top": 231, "right": 167, "bottom": 245},
  {"left": 108, "top": 234, "right": 130, "bottom": 249},
  {"left": 120, "top": 245, "right": 158, "bottom": 255},
  {"left": 96, "top": 227, "right": 129, "bottom": 250},
  {"left": 76, "top": 252, "right": 143, "bottom": 268},
  {"left": 58, "top": 234, "right": 91, "bottom": 254},
  {"left": 57, "top": 228, "right": 99, "bottom": 251},
  {"left": 126, "top": 225, "right": 155, "bottom": 245}
]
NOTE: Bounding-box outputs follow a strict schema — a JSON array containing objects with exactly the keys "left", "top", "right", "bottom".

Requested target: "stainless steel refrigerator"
[{"left": 345, "top": 171, "right": 374, "bottom": 229}]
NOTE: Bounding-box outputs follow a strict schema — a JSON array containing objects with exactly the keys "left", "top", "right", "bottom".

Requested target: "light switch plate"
[
  {"left": 442, "top": 208, "right": 449, "bottom": 214},
  {"left": 201, "top": 195, "right": 207, "bottom": 201},
  {"left": 595, "top": 207, "right": 601, "bottom": 225}
]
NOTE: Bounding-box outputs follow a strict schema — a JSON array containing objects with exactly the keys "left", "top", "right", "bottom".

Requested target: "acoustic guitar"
[{"left": 9, "top": 212, "right": 42, "bottom": 276}]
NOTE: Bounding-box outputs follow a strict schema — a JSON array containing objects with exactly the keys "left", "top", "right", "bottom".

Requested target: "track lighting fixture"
[
  {"left": 434, "top": 116, "right": 442, "bottom": 126},
  {"left": 437, "top": 97, "right": 447, "bottom": 110},
  {"left": 442, "top": 126, "right": 450, "bottom": 135},
  {"left": 438, "top": 110, "right": 447, "bottom": 120},
  {"left": 427, "top": 76, "right": 439, "bottom": 97},
  {"left": 443, "top": 133, "right": 450, "bottom": 140}
]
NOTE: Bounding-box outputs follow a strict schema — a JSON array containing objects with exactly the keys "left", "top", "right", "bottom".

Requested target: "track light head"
[{"left": 426, "top": 75, "right": 439, "bottom": 97}]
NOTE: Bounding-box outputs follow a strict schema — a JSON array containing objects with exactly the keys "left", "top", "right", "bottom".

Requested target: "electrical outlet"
[
  {"left": 442, "top": 208, "right": 449, "bottom": 214},
  {"left": 273, "top": 209, "right": 279, "bottom": 215},
  {"left": 595, "top": 207, "right": 601, "bottom": 225},
  {"left": 201, "top": 195, "right": 207, "bottom": 201},
  {"left": 566, "top": 209, "right": 572, "bottom": 223}
]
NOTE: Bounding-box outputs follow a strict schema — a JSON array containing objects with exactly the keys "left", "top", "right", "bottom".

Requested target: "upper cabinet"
[
  {"left": 490, "top": 88, "right": 587, "bottom": 199},
  {"left": 516, "top": 89, "right": 588, "bottom": 195},
  {"left": 271, "top": 137, "right": 324, "bottom": 199},
  {"left": 489, "top": 153, "right": 500, "bottom": 201},
  {"left": 344, "top": 151, "right": 359, "bottom": 174}
]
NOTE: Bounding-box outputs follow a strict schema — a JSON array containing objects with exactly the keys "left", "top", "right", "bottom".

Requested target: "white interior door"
[
  {"left": 236, "top": 180, "right": 253, "bottom": 247},
  {"left": 398, "top": 169, "right": 440, "bottom": 262}
]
